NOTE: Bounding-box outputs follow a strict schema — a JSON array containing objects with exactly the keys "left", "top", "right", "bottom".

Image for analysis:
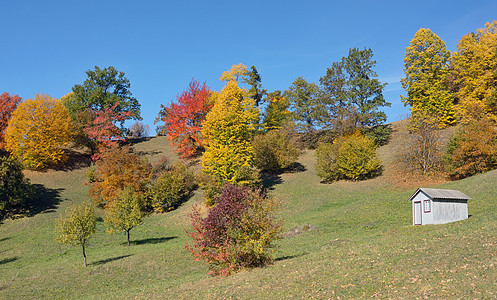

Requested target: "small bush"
[
  {"left": 148, "top": 163, "right": 196, "bottom": 212},
  {"left": 252, "top": 129, "right": 301, "bottom": 173},
  {"left": 315, "top": 142, "right": 341, "bottom": 182},
  {"left": 186, "top": 184, "right": 282, "bottom": 276},
  {"left": 316, "top": 132, "right": 381, "bottom": 182}
]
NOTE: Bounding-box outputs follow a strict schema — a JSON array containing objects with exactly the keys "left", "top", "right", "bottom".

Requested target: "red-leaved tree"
[
  {"left": 0, "top": 92, "right": 22, "bottom": 148},
  {"left": 85, "top": 102, "right": 135, "bottom": 160},
  {"left": 156, "top": 79, "right": 212, "bottom": 159}
]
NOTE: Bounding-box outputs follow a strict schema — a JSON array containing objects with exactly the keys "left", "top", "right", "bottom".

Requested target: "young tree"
[
  {"left": 186, "top": 184, "right": 282, "bottom": 276},
  {"left": 401, "top": 28, "right": 455, "bottom": 127},
  {"left": 401, "top": 112, "right": 444, "bottom": 175},
  {"left": 201, "top": 78, "right": 259, "bottom": 189},
  {"left": 5, "top": 94, "right": 73, "bottom": 169},
  {"left": 285, "top": 77, "right": 324, "bottom": 133},
  {"left": 55, "top": 201, "right": 97, "bottom": 267},
  {"left": 252, "top": 129, "right": 301, "bottom": 173},
  {"left": 262, "top": 91, "right": 291, "bottom": 132},
  {"left": 105, "top": 188, "right": 145, "bottom": 246},
  {"left": 0, "top": 92, "right": 22, "bottom": 149},
  {"left": 156, "top": 79, "right": 212, "bottom": 159},
  {"left": 89, "top": 145, "right": 152, "bottom": 208},
  {"left": 320, "top": 48, "right": 389, "bottom": 130},
  {"left": 451, "top": 21, "right": 497, "bottom": 121}
]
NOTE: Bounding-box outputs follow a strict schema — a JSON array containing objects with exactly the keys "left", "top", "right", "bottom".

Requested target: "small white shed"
[{"left": 409, "top": 188, "right": 471, "bottom": 225}]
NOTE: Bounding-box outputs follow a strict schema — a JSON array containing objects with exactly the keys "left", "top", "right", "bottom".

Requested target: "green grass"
[{"left": 1, "top": 134, "right": 497, "bottom": 298}]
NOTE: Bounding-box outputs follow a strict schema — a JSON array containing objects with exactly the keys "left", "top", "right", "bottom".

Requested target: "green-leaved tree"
[
  {"left": 104, "top": 188, "right": 145, "bottom": 246},
  {"left": 55, "top": 201, "right": 97, "bottom": 267}
]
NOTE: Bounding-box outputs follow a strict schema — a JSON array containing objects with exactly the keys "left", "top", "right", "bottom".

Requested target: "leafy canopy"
[
  {"left": 5, "top": 94, "right": 73, "bottom": 169},
  {"left": 0, "top": 92, "right": 22, "bottom": 149},
  {"left": 401, "top": 28, "right": 455, "bottom": 127},
  {"left": 156, "top": 79, "right": 212, "bottom": 159}
]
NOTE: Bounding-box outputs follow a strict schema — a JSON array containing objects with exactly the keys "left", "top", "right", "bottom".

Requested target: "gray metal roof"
[{"left": 409, "top": 188, "right": 471, "bottom": 201}]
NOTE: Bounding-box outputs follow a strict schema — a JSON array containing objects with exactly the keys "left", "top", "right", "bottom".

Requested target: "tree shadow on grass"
[
  {"left": 127, "top": 236, "right": 178, "bottom": 246},
  {"left": 275, "top": 252, "right": 307, "bottom": 262},
  {"left": 0, "top": 185, "right": 63, "bottom": 221},
  {"left": 25, "top": 184, "right": 64, "bottom": 216},
  {"left": 90, "top": 254, "right": 133, "bottom": 266},
  {"left": 52, "top": 149, "right": 92, "bottom": 171},
  {"left": 0, "top": 257, "right": 18, "bottom": 265}
]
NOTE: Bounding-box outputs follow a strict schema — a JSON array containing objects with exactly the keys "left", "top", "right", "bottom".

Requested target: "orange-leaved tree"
[
  {"left": 156, "top": 79, "right": 212, "bottom": 159},
  {"left": 85, "top": 102, "right": 135, "bottom": 160},
  {"left": 89, "top": 145, "right": 152, "bottom": 208},
  {"left": 5, "top": 94, "right": 73, "bottom": 169},
  {"left": 0, "top": 92, "right": 22, "bottom": 149}
]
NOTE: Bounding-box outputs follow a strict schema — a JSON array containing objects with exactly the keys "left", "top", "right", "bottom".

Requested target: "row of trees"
[{"left": 400, "top": 21, "right": 497, "bottom": 178}]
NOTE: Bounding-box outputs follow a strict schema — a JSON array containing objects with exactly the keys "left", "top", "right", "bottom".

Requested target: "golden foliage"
[
  {"left": 201, "top": 79, "right": 259, "bottom": 187},
  {"left": 5, "top": 94, "right": 73, "bottom": 169},
  {"left": 451, "top": 21, "right": 497, "bottom": 121},
  {"left": 89, "top": 145, "right": 152, "bottom": 208}
]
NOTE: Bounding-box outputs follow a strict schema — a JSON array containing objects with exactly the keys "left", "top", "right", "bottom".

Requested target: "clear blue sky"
[{"left": 1, "top": 1, "right": 496, "bottom": 132}]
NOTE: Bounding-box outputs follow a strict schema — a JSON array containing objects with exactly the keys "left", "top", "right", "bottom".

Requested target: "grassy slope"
[{"left": 1, "top": 128, "right": 497, "bottom": 299}]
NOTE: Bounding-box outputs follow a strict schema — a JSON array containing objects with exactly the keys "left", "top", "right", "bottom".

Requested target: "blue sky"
[{"left": 1, "top": 1, "right": 496, "bottom": 132}]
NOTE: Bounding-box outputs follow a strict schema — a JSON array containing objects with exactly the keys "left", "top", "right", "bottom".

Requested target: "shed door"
[{"left": 414, "top": 201, "right": 422, "bottom": 225}]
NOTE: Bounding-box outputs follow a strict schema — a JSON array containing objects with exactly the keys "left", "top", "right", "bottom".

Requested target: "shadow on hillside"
[
  {"left": 128, "top": 137, "right": 153, "bottom": 145},
  {"left": 127, "top": 236, "right": 178, "bottom": 246},
  {"left": 26, "top": 184, "right": 63, "bottom": 216},
  {"left": 53, "top": 149, "right": 92, "bottom": 171},
  {"left": 0, "top": 257, "right": 18, "bottom": 265},
  {"left": 135, "top": 150, "right": 163, "bottom": 157},
  {"left": 261, "top": 163, "right": 307, "bottom": 191},
  {"left": 0, "top": 185, "right": 62, "bottom": 221},
  {"left": 0, "top": 237, "right": 11, "bottom": 243},
  {"left": 90, "top": 254, "right": 133, "bottom": 266}
]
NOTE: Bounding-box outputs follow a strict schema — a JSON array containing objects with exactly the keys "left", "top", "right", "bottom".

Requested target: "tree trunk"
[
  {"left": 127, "top": 230, "right": 130, "bottom": 246},
  {"left": 82, "top": 243, "right": 87, "bottom": 267}
]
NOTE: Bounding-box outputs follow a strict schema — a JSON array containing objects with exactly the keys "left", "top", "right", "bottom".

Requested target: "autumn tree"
[
  {"left": 129, "top": 122, "right": 150, "bottom": 139},
  {"left": 156, "top": 79, "right": 212, "bottom": 159},
  {"left": 85, "top": 102, "right": 135, "bottom": 159},
  {"left": 55, "top": 201, "right": 97, "bottom": 267},
  {"left": 89, "top": 145, "right": 152, "bottom": 208},
  {"left": 451, "top": 21, "right": 497, "bottom": 121},
  {"left": 202, "top": 74, "right": 259, "bottom": 190},
  {"left": 401, "top": 28, "right": 455, "bottom": 127},
  {"left": 285, "top": 77, "right": 324, "bottom": 133},
  {"left": 320, "top": 48, "right": 389, "bottom": 132},
  {"left": 0, "top": 92, "right": 22, "bottom": 149},
  {"left": 262, "top": 90, "right": 291, "bottom": 131},
  {"left": 252, "top": 128, "right": 301, "bottom": 173},
  {"left": 446, "top": 108, "right": 497, "bottom": 179},
  {"left": 105, "top": 187, "right": 145, "bottom": 246},
  {"left": 65, "top": 66, "right": 141, "bottom": 155},
  {"left": 5, "top": 94, "right": 73, "bottom": 169}
]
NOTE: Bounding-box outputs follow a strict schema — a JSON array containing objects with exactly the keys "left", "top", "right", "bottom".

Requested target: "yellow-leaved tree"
[
  {"left": 401, "top": 28, "right": 455, "bottom": 127},
  {"left": 5, "top": 94, "right": 73, "bottom": 169},
  {"left": 201, "top": 66, "right": 259, "bottom": 198},
  {"left": 451, "top": 21, "right": 497, "bottom": 121}
]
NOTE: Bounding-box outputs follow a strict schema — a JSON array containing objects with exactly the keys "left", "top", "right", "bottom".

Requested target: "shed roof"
[{"left": 409, "top": 188, "right": 471, "bottom": 201}]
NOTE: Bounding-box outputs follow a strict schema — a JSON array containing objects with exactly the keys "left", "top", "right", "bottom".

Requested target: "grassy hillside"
[{"left": 1, "top": 127, "right": 497, "bottom": 298}]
